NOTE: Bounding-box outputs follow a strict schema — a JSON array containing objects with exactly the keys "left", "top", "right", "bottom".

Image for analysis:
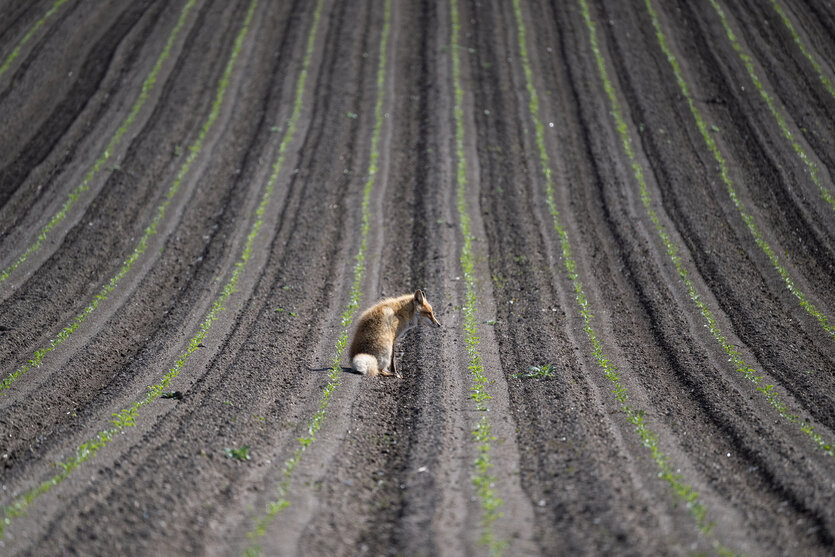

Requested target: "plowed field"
[{"left": 1, "top": 0, "right": 834, "bottom": 555}]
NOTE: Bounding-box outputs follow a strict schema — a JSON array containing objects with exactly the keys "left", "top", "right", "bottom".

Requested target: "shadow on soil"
[{"left": 308, "top": 366, "right": 362, "bottom": 375}]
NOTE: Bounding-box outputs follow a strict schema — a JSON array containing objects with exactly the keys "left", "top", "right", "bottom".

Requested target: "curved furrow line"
[
  {"left": 0, "top": 0, "right": 304, "bottom": 485},
  {"left": 598, "top": 0, "right": 835, "bottom": 420},
  {"left": 123, "top": 0, "right": 373, "bottom": 545},
  {"left": 0, "top": 0, "right": 164, "bottom": 245},
  {"left": 242, "top": 1, "right": 387, "bottom": 553},
  {"left": 769, "top": 0, "right": 835, "bottom": 100},
  {"left": 0, "top": 0, "right": 249, "bottom": 395},
  {"left": 0, "top": 0, "right": 242, "bottom": 376},
  {"left": 575, "top": 0, "right": 835, "bottom": 546},
  {"left": 0, "top": 0, "right": 198, "bottom": 285},
  {"left": 456, "top": 1, "right": 677, "bottom": 553},
  {"left": 0, "top": 0, "right": 261, "bottom": 537},
  {"left": 707, "top": 0, "right": 834, "bottom": 212},
  {"left": 579, "top": 0, "right": 833, "bottom": 456},
  {"left": 321, "top": 2, "right": 464, "bottom": 553},
  {"left": 13, "top": 0, "right": 373, "bottom": 547},
  {"left": 1, "top": 0, "right": 348, "bottom": 546},
  {"left": 641, "top": 0, "right": 834, "bottom": 343},
  {"left": 0, "top": 4, "right": 38, "bottom": 44},
  {"left": 511, "top": 0, "right": 735, "bottom": 552},
  {"left": 0, "top": 1, "right": 158, "bottom": 215},
  {"left": 0, "top": 1, "right": 80, "bottom": 110},
  {"left": 0, "top": 0, "right": 69, "bottom": 79},
  {"left": 450, "top": 0, "right": 506, "bottom": 553},
  {"left": 518, "top": 0, "right": 835, "bottom": 550}
]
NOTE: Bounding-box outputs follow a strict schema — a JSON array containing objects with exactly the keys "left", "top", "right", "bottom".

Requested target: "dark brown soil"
[{"left": 1, "top": 0, "right": 833, "bottom": 555}]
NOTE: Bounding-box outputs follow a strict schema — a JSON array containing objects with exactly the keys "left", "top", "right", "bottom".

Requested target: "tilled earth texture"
[{"left": 1, "top": 0, "right": 834, "bottom": 555}]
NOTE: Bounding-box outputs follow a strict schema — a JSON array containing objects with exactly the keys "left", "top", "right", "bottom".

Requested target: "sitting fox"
[{"left": 350, "top": 290, "right": 441, "bottom": 377}]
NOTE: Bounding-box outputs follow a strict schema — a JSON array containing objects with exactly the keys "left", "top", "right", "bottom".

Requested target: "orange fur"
[{"left": 349, "top": 290, "right": 441, "bottom": 377}]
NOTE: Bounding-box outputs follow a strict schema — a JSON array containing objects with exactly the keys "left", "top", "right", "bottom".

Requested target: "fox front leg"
[
  {"left": 390, "top": 350, "right": 403, "bottom": 379},
  {"left": 379, "top": 349, "right": 394, "bottom": 377}
]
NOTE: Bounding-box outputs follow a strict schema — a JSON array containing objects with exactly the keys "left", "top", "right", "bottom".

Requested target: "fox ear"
[{"left": 414, "top": 289, "right": 425, "bottom": 304}]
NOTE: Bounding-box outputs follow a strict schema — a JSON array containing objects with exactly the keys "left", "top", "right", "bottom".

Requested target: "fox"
[{"left": 349, "top": 289, "right": 441, "bottom": 377}]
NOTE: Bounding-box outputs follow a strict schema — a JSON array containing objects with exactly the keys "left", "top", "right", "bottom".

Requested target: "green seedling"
[
  {"left": 0, "top": 0, "right": 70, "bottom": 78},
  {"left": 769, "top": 0, "right": 835, "bottom": 99},
  {"left": 711, "top": 0, "right": 834, "bottom": 212},
  {"left": 224, "top": 446, "right": 251, "bottom": 461},
  {"left": 512, "top": 0, "right": 735, "bottom": 553},
  {"left": 0, "top": 0, "right": 196, "bottom": 285},
  {"left": 244, "top": 0, "right": 387, "bottom": 551},
  {"left": 452, "top": 0, "right": 504, "bottom": 553},
  {"left": 0, "top": 0, "right": 269, "bottom": 541},
  {"left": 646, "top": 0, "right": 835, "bottom": 338},
  {"left": 638, "top": 0, "right": 834, "bottom": 453},
  {"left": 161, "top": 391, "right": 183, "bottom": 400}
]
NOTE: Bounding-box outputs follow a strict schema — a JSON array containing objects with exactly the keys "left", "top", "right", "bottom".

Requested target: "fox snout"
[{"left": 426, "top": 315, "right": 441, "bottom": 328}]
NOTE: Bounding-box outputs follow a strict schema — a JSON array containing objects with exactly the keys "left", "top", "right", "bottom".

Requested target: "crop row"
[
  {"left": 644, "top": 0, "right": 835, "bottom": 344},
  {"left": 509, "top": 0, "right": 835, "bottom": 549},
  {"left": 587, "top": 0, "right": 835, "bottom": 535},
  {"left": 768, "top": 0, "right": 835, "bottom": 100},
  {"left": 0, "top": 0, "right": 253, "bottom": 396},
  {"left": 242, "top": 0, "right": 388, "bottom": 553},
  {"left": 450, "top": 0, "right": 506, "bottom": 553},
  {"left": 707, "top": 0, "right": 834, "bottom": 212},
  {"left": 0, "top": 0, "right": 69, "bottom": 78},
  {"left": 2, "top": 0, "right": 832, "bottom": 552},
  {"left": 577, "top": 0, "right": 835, "bottom": 458},
  {"left": 0, "top": 0, "right": 392, "bottom": 549},
  {"left": 515, "top": 0, "right": 731, "bottom": 552},
  {"left": 0, "top": 0, "right": 260, "bottom": 537},
  {"left": 0, "top": 0, "right": 197, "bottom": 285},
  {"left": 605, "top": 0, "right": 835, "bottom": 456}
]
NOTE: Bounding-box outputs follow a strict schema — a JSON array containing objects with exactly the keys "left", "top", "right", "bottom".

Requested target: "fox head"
[{"left": 414, "top": 289, "right": 441, "bottom": 328}]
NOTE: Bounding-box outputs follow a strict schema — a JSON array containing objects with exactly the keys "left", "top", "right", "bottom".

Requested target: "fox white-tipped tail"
[{"left": 351, "top": 354, "right": 379, "bottom": 376}]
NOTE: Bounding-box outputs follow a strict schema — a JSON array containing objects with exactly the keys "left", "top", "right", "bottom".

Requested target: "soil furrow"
[
  {"left": 0, "top": 0, "right": 74, "bottom": 85},
  {"left": 0, "top": 0, "right": 263, "bottom": 526},
  {"left": 0, "top": 0, "right": 207, "bottom": 273},
  {"left": 341, "top": 2, "right": 464, "bottom": 555},
  {"left": 711, "top": 0, "right": 835, "bottom": 191},
  {"left": 292, "top": 1, "right": 462, "bottom": 554},
  {"left": 591, "top": 0, "right": 835, "bottom": 429},
  {"left": 0, "top": 0, "right": 379, "bottom": 552},
  {"left": 0, "top": 0, "right": 245, "bottom": 378},
  {"left": 469, "top": 1, "right": 686, "bottom": 553},
  {"left": 777, "top": 0, "right": 835, "bottom": 79},
  {"left": 0, "top": 0, "right": 196, "bottom": 284},
  {"left": 0, "top": 1, "right": 155, "bottom": 208},
  {"left": 518, "top": 0, "right": 735, "bottom": 551},
  {"left": 0, "top": 0, "right": 302, "bottom": 488},
  {"left": 0, "top": 2, "right": 53, "bottom": 48},
  {"left": 1, "top": 0, "right": 834, "bottom": 553},
  {"left": 549, "top": 0, "right": 835, "bottom": 551},
  {"left": 637, "top": 0, "right": 835, "bottom": 318}
]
